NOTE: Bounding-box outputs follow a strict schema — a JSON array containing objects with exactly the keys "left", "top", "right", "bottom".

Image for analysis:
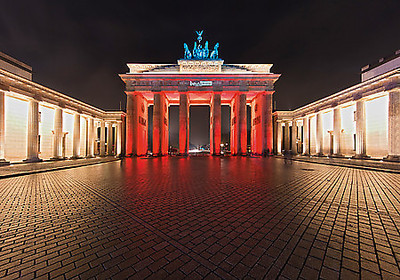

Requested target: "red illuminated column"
[
  {"left": 251, "top": 92, "right": 273, "bottom": 155},
  {"left": 25, "top": 98, "right": 41, "bottom": 162},
  {"left": 153, "top": 92, "right": 168, "bottom": 156},
  {"left": 100, "top": 120, "right": 106, "bottom": 156},
  {"left": 128, "top": 93, "right": 148, "bottom": 156},
  {"left": 179, "top": 93, "right": 189, "bottom": 155},
  {"left": 265, "top": 93, "right": 273, "bottom": 154},
  {"left": 72, "top": 113, "right": 80, "bottom": 158},
  {"left": 52, "top": 107, "right": 63, "bottom": 159},
  {"left": 126, "top": 93, "right": 134, "bottom": 156},
  {"left": 230, "top": 93, "right": 247, "bottom": 155},
  {"left": 0, "top": 90, "right": 7, "bottom": 163},
  {"left": 210, "top": 93, "right": 221, "bottom": 155}
]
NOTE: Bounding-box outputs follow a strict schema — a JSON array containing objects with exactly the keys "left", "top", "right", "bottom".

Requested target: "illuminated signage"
[{"left": 189, "top": 81, "right": 213, "bottom": 87}]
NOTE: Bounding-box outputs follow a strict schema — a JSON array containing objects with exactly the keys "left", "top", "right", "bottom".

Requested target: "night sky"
[{"left": 1, "top": 1, "right": 400, "bottom": 146}]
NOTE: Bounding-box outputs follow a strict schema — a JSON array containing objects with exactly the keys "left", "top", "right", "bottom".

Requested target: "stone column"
[
  {"left": 210, "top": 93, "right": 221, "bottom": 155},
  {"left": 386, "top": 89, "right": 400, "bottom": 160},
  {"left": 52, "top": 107, "right": 63, "bottom": 159},
  {"left": 107, "top": 122, "right": 113, "bottom": 155},
  {"left": 116, "top": 122, "right": 122, "bottom": 156},
  {"left": 84, "top": 118, "right": 89, "bottom": 157},
  {"left": 355, "top": 99, "right": 367, "bottom": 157},
  {"left": 179, "top": 93, "right": 190, "bottom": 155},
  {"left": 126, "top": 94, "right": 134, "bottom": 156},
  {"left": 291, "top": 120, "right": 298, "bottom": 154},
  {"left": 277, "top": 121, "right": 283, "bottom": 154},
  {"left": 333, "top": 107, "right": 342, "bottom": 156},
  {"left": 0, "top": 91, "right": 8, "bottom": 164},
  {"left": 25, "top": 99, "right": 41, "bottom": 162},
  {"left": 87, "top": 118, "right": 95, "bottom": 157},
  {"left": 283, "top": 122, "right": 290, "bottom": 152},
  {"left": 265, "top": 93, "right": 273, "bottom": 154},
  {"left": 316, "top": 112, "right": 323, "bottom": 156},
  {"left": 100, "top": 120, "right": 106, "bottom": 156},
  {"left": 303, "top": 116, "right": 309, "bottom": 155},
  {"left": 153, "top": 93, "right": 168, "bottom": 156},
  {"left": 72, "top": 113, "right": 80, "bottom": 158}
]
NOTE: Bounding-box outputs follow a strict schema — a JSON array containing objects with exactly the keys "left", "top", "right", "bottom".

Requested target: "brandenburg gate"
[{"left": 120, "top": 32, "right": 280, "bottom": 156}]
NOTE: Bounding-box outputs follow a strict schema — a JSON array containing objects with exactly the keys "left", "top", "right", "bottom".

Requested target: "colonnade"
[
  {"left": 276, "top": 88, "right": 400, "bottom": 160},
  {"left": 126, "top": 90, "right": 273, "bottom": 156},
  {"left": 0, "top": 90, "right": 124, "bottom": 163}
]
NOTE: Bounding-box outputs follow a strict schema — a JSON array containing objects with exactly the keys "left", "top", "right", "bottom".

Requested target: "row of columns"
[
  {"left": 279, "top": 89, "right": 400, "bottom": 160},
  {"left": 126, "top": 91, "right": 273, "bottom": 156},
  {"left": 0, "top": 91, "right": 123, "bottom": 162}
]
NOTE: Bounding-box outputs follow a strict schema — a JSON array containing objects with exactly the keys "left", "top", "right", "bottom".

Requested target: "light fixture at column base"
[
  {"left": 23, "top": 157, "right": 43, "bottom": 163},
  {"left": 0, "top": 159, "right": 10, "bottom": 166},
  {"left": 383, "top": 155, "right": 400, "bottom": 162}
]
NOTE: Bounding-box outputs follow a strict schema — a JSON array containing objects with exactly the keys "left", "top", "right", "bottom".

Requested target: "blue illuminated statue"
[{"left": 183, "top": 30, "right": 220, "bottom": 60}]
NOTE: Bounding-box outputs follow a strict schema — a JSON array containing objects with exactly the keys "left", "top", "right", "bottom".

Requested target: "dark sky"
[{"left": 1, "top": 0, "right": 400, "bottom": 145}]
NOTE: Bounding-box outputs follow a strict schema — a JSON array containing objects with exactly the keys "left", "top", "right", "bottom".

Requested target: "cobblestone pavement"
[
  {"left": 1, "top": 157, "right": 400, "bottom": 279},
  {"left": 0, "top": 157, "right": 120, "bottom": 178},
  {"left": 289, "top": 155, "right": 400, "bottom": 173}
]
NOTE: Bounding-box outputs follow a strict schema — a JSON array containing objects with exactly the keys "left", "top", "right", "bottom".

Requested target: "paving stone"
[{"left": 1, "top": 157, "right": 400, "bottom": 279}]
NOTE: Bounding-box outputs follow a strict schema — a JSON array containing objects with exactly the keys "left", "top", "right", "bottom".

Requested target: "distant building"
[
  {"left": 0, "top": 52, "right": 125, "bottom": 164},
  {"left": 274, "top": 49, "right": 400, "bottom": 160}
]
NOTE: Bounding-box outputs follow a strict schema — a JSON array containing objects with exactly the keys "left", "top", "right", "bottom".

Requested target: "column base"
[
  {"left": 332, "top": 153, "right": 344, "bottom": 158},
  {"left": 70, "top": 156, "right": 83, "bottom": 159},
  {"left": 315, "top": 153, "right": 324, "bottom": 157},
  {"left": 0, "top": 159, "right": 10, "bottom": 166},
  {"left": 23, "top": 157, "right": 43, "bottom": 163},
  {"left": 383, "top": 155, "right": 400, "bottom": 162},
  {"left": 85, "top": 155, "right": 95, "bottom": 158},
  {"left": 50, "top": 157, "right": 65, "bottom": 161},
  {"left": 352, "top": 154, "right": 370, "bottom": 159}
]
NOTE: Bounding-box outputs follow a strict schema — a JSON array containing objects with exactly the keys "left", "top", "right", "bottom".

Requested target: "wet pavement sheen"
[{"left": 1, "top": 157, "right": 400, "bottom": 279}]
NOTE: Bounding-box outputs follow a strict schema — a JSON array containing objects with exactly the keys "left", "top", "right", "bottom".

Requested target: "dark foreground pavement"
[{"left": 1, "top": 157, "right": 400, "bottom": 279}]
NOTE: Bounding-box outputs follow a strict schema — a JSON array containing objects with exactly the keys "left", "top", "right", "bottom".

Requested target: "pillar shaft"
[
  {"left": 126, "top": 93, "right": 148, "bottom": 156},
  {"left": 265, "top": 93, "right": 273, "bottom": 154},
  {"left": 210, "top": 93, "right": 221, "bottom": 155},
  {"left": 277, "top": 122, "right": 283, "bottom": 154},
  {"left": 87, "top": 118, "right": 95, "bottom": 157},
  {"left": 126, "top": 94, "right": 134, "bottom": 156},
  {"left": 355, "top": 99, "right": 367, "bottom": 157},
  {"left": 316, "top": 113, "right": 323, "bottom": 155},
  {"left": 116, "top": 122, "right": 122, "bottom": 156},
  {"left": 26, "top": 99, "right": 40, "bottom": 161},
  {"left": 387, "top": 90, "right": 400, "bottom": 159},
  {"left": 251, "top": 92, "right": 273, "bottom": 155},
  {"left": 291, "top": 120, "right": 298, "bottom": 154},
  {"left": 333, "top": 107, "right": 342, "bottom": 155},
  {"left": 100, "top": 121, "right": 106, "bottom": 156},
  {"left": 72, "top": 114, "right": 80, "bottom": 158},
  {"left": 179, "top": 93, "right": 190, "bottom": 155},
  {"left": 303, "top": 117, "right": 309, "bottom": 155},
  {"left": 230, "top": 93, "right": 247, "bottom": 155},
  {"left": 0, "top": 91, "right": 6, "bottom": 161},
  {"left": 283, "top": 122, "right": 290, "bottom": 152},
  {"left": 53, "top": 108, "right": 63, "bottom": 159},
  {"left": 107, "top": 122, "right": 113, "bottom": 155},
  {"left": 153, "top": 93, "right": 168, "bottom": 156}
]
